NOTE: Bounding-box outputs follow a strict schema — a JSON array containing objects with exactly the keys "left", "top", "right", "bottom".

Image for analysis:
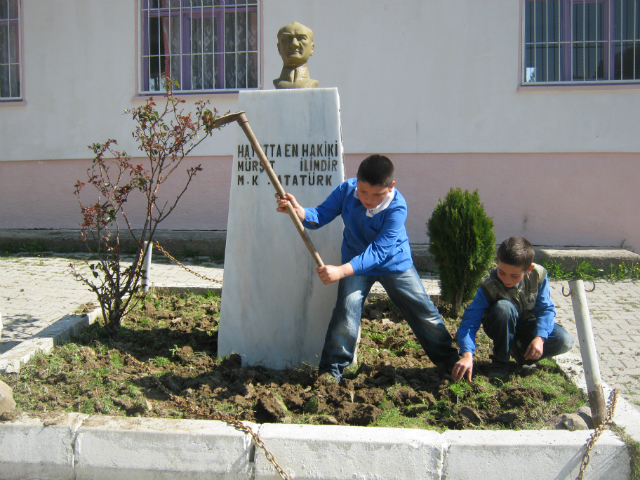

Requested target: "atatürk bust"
[{"left": 273, "top": 22, "right": 318, "bottom": 89}]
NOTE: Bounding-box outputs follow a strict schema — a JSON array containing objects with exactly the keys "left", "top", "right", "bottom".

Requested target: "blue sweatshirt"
[{"left": 302, "top": 178, "right": 413, "bottom": 276}]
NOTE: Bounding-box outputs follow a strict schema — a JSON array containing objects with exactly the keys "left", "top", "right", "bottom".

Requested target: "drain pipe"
[
  {"left": 141, "top": 241, "right": 153, "bottom": 294},
  {"left": 568, "top": 279, "right": 606, "bottom": 427}
]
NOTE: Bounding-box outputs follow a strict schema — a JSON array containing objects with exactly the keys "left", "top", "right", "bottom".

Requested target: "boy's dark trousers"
[{"left": 482, "top": 300, "right": 574, "bottom": 364}]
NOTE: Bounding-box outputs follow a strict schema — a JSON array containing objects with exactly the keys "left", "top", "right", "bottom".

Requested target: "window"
[
  {"left": 523, "top": 0, "right": 640, "bottom": 83},
  {"left": 0, "top": 0, "right": 21, "bottom": 99},
  {"left": 140, "top": 0, "right": 259, "bottom": 93}
]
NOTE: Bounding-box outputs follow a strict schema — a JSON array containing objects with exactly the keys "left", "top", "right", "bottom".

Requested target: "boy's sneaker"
[{"left": 488, "top": 360, "right": 510, "bottom": 381}]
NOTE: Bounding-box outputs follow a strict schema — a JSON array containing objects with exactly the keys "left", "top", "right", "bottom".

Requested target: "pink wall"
[
  {"left": 346, "top": 153, "right": 639, "bottom": 248},
  {"left": 1, "top": 152, "right": 638, "bottom": 249},
  {"left": 0, "top": 156, "right": 233, "bottom": 231}
]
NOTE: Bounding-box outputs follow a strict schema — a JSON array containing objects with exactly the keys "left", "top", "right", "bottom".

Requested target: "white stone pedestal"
[{"left": 218, "top": 88, "right": 345, "bottom": 369}]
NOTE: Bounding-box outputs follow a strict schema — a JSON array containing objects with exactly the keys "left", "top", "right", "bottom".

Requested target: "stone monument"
[
  {"left": 218, "top": 88, "right": 344, "bottom": 369},
  {"left": 273, "top": 22, "right": 318, "bottom": 89}
]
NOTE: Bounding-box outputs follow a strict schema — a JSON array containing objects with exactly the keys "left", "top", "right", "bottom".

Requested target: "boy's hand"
[
  {"left": 451, "top": 352, "right": 473, "bottom": 382},
  {"left": 316, "top": 263, "right": 354, "bottom": 285},
  {"left": 275, "top": 193, "right": 305, "bottom": 223},
  {"left": 524, "top": 336, "right": 545, "bottom": 361}
]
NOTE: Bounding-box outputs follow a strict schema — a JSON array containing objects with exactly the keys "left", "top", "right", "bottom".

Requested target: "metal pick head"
[{"left": 210, "top": 111, "right": 245, "bottom": 129}]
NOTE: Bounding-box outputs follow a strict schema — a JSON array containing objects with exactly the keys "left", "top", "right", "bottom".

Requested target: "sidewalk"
[{"left": 0, "top": 254, "right": 638, "bottom": 412}]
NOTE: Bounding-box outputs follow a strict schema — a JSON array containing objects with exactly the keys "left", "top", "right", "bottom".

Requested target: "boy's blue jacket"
[{"left": 302, "top": 178, "right": 413, "bottom": 276}]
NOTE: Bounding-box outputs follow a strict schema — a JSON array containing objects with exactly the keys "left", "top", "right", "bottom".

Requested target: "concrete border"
[
  {"left": 0, "top": 307, "right": 102, "bottom": 373},
  {"left": 0, "top": 413, "right": 630, "bottom": 480},
  {"left": 0, "top": 286, "right": 638, "bottom": 478}
]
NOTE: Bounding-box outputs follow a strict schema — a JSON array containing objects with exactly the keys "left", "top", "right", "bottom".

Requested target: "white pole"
[
  {"left": 141, "top": 241, "right": 153, "bottom": 294},
  {"left": 568, "top": 279, "right": 606, "bottom": 427}
]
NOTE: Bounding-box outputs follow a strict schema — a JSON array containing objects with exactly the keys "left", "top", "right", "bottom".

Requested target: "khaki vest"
[{"left": 479, "top": 263, "right": 547, "bottom": 321}]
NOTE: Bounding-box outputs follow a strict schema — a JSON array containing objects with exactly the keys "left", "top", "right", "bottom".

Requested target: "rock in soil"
[
  {"left": 575, "top": 406, "right": 595, "bottom": 429},
  {"left": 0, "top": 380, "right": 16, "bottom": 415},
  {"left": 561, "top": 413, "right": 589, "bottom": 431}
]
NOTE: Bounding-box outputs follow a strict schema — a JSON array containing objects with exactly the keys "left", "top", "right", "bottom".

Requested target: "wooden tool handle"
[{"left": 236, "top": 113, "right": 325, "bottom": 268}]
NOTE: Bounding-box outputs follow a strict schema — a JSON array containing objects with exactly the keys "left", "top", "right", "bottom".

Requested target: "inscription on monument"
[{"left": 236, "top": 141, "right": 339, "bottom": 187}]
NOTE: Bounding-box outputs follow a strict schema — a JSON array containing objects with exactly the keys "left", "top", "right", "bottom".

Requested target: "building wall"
[{"left": 1, "top": 0, "right": 639, "bottom": 248}]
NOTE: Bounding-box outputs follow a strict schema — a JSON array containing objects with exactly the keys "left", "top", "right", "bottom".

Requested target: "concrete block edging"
[{"left": 0, "top": 413, "right": 630, "bottom": 480}]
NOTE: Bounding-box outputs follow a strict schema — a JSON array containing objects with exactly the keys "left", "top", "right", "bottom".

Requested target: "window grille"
[
  {"left": 523, "top": 0, "right": 640, "bottom": 83},
  {"left": 0, "top": 0, "right": 21, "bottom": 99},
  {"left": 140, "top": 0, "right": 259, "bottom": 93}
]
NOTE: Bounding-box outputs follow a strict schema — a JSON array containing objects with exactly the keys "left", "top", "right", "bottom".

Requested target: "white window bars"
[
  {"left": 523, "top": 0, "right": 640, "bottom": 83},
  {"left": 140, "top": 0, "right": 259, "bottom": 93}
]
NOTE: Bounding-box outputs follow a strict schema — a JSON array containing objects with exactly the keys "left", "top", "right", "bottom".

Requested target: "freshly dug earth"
[{"left": 0, "top": 291, "right": 584, "bottom": 430}]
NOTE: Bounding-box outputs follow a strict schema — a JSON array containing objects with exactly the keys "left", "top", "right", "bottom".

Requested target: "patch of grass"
[
  {"left": 372, "top": 404, "right": 435, "bottom": 430},
  {"left": 109, "top": 351, "right": 123, "bottom": 368},
  {"left": 0, "top": 239, "right": 48, "bottom": 256},
  {"left": 612, "top": 425, "right": 640, "bottom": 480},
  {"left": 449, "top": 380, "right": 474, "bottom": 404},
  {"left": 152, "top": 356, "right": 171, "bottom": 368},
  {"left": 543, "top": 259, "right": 640, "bottom": 282},
  {"left": 175, "top": 246, "right": 201, "bottom": 261}
]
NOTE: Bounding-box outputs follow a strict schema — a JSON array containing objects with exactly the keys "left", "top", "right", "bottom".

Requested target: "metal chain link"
[
  {"left": 118, "top": 349, "right": 291, "bottom": 480},
  {"left": 144, "top": 243, "right": 287, "bottom": 476},
  {"left": 576, "top": 388, "right": 619, "bottom": 480},
  {"left": 153, "top": 241, "right": 222, "bottom": 284}
]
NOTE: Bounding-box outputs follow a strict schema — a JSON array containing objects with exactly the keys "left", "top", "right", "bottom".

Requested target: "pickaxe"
[{"left": 211, "top": 111, "right": 325, "bottom": 268}]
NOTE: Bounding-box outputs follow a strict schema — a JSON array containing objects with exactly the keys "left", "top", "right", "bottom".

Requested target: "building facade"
[{"left": 1, "top": 0, "right": 639, "bottom": 248}]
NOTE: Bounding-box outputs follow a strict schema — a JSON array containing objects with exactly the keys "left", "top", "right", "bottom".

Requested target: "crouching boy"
[
  {"left": 276, "top": 155, "right": 460, "bottom": 382},
  {"left": 452, "top": 236, "right": 574, "bottom": 381}
]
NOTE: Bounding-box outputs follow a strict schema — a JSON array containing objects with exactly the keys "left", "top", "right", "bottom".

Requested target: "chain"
[
  {"left": 152, "top": 241, "right": 222, "bottom": 284},
  {"left": 576, "top": 388, "right": 619, "bottom": 480},
  {"left": 148, "top": 243, "right": 288, "bottom": 476},
  {"left": 118, "top": 349, "right": 291, "bottom": 480}
]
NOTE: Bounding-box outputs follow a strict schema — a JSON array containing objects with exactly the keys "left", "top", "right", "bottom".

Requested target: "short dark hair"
[
  {"left": 357, "top": 155, "right": 394, "bottom": 187},
  {"left": 497, "top": 236, "right": 535, "bottom": 270}
]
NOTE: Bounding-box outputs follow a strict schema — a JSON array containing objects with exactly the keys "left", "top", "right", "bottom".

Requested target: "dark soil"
[{"left": 0, "top": 291, "right": 585, "bottom": 430}]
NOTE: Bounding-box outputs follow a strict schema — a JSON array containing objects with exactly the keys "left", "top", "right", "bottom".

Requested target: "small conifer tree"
[{"left": 427, "top": 188, "right": 495, "bottom": 318}]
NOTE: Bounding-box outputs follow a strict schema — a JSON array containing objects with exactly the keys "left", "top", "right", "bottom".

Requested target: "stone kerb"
[
  {"left": 218, "top": 89, "right": 345, "bottom": 369},
  {"left": 0, "top": 414, "right": 630, "bottom": 479}
]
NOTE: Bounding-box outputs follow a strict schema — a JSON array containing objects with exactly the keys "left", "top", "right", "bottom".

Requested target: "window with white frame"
[
  {"left": 0, "top": 0, "right": 21, "bottom": 99},
  {"left": 140, "top": 0, "right": 259, "bottom": 93},
  {"left": 523, "top": 0, "right": 640, "bottom": 83}
]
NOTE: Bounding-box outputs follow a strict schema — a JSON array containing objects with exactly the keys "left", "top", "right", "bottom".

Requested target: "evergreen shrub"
[{"left": 427, "top": 188, "right": 495, "bottom": 317}]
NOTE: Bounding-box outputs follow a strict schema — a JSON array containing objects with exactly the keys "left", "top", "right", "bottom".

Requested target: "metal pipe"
[
  {"left": 569, "top": 279, "right": 607, "bottom": 427},
  {"left": 141, "top": 241, "right": 153, "bottom": 294}
]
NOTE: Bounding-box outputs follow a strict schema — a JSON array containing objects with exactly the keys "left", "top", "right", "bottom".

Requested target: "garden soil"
[{"left": 0, "top": 293, "right": 583, "bottom": 430}]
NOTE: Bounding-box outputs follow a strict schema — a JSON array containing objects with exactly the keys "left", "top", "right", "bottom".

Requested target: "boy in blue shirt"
[
  {"left": 452, "top": 236, "right": 574, "bottom": 382},
  {"left": 276, "top": 155, "right": 459, "bottom": 381}
]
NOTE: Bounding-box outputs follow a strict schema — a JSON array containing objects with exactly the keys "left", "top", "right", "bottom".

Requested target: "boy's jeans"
[
  {"left": 482, "top": 300, "right": 574, "bottom": 364},
  {"left": 318, "top": 265, "right": 459, "bottom": 380}
]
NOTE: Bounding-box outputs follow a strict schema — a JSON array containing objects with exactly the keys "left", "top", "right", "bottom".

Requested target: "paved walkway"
[
  {"left": 0, "top": 255, "right": 638, "bottom": 411},
  {"left": 550, "top": 280, "right": 640, "bottom": 409}
]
